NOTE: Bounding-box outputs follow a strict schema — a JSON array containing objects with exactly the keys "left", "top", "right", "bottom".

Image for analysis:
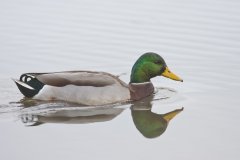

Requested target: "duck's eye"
[{"left": 155, "top": 60, "right": 161, "bottom": 64}]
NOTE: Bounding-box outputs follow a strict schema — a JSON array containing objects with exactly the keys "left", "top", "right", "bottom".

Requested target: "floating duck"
[{"left": 14, "top": 52, "right": 183, "bottom": 105}]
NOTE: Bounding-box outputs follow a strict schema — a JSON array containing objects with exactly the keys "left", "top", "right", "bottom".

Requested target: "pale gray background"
[{"left": 0, "top": 0, "right": 239, "bottom": 160}]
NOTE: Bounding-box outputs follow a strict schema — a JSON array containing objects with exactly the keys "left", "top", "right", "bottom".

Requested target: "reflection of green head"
[
  {"left": 131, "top": 108, "right": 183, "bottom": 138},
  {"left": 131, "top": 110, "right": 167, "bottom": 138}
]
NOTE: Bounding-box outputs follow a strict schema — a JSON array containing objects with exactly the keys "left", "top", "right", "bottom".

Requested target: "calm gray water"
[{"left": 1, "top": 0, "right": 240, "bottom": 160}]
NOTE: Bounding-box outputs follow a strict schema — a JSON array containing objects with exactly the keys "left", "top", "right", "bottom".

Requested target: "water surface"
[{"left": 0, "top": 0, "right": 240, "bottom": 160}]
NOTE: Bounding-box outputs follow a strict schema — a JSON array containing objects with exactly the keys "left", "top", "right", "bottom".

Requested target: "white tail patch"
[{"left": 13, "top": 79, "right": 35, "bottom": 90}]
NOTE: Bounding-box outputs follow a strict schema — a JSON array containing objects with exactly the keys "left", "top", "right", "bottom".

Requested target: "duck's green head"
[{"left": 130, "top": 52, "right": 183, "bottom": 83}]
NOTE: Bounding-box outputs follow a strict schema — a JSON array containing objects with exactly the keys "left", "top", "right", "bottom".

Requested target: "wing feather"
[{"left": 34, "top": 71, "right": 123, "bottom": 87}]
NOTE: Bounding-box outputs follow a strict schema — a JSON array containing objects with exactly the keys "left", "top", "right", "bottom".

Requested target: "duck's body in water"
[{"left": 14, "top": 52, "right": 183, "bottom": 105}]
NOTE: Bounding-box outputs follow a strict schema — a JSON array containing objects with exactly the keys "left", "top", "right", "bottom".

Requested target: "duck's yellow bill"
[{"left": 161, "top": 67, "right": 183, "bottom": 82}]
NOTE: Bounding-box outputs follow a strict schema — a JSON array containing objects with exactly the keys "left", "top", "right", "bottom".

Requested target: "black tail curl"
[{"left": 14, "top": 74, "right": 45, "bottom": 98}]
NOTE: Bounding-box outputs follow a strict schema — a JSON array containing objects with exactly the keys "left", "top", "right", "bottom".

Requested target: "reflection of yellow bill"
[
  {"left": 162, "top": 67, "right": 183, "bottom": 82},
  {"left": 163, "top": 107, "right": 184, "bottom": 122}
]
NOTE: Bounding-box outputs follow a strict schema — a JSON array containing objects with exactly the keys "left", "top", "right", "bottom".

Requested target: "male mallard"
[{"left": 14, "top": 52, "right": 183, "bottom": 105}]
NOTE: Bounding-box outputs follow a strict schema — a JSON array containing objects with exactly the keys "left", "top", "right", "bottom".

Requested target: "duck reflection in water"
[
  {"left": 20, "top": 100, "right": 125, "bottom": 126},
  {"left": 131, "top": 95, "right": 183, "bottom": 138},
  {"left": 20, "top": 95, "right": 183, "bottom": 139}
]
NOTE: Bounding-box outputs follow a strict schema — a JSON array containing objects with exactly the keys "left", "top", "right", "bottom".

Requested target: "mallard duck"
[{"left": 14, "top": 52, "right": 183, "bottom": 105}]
